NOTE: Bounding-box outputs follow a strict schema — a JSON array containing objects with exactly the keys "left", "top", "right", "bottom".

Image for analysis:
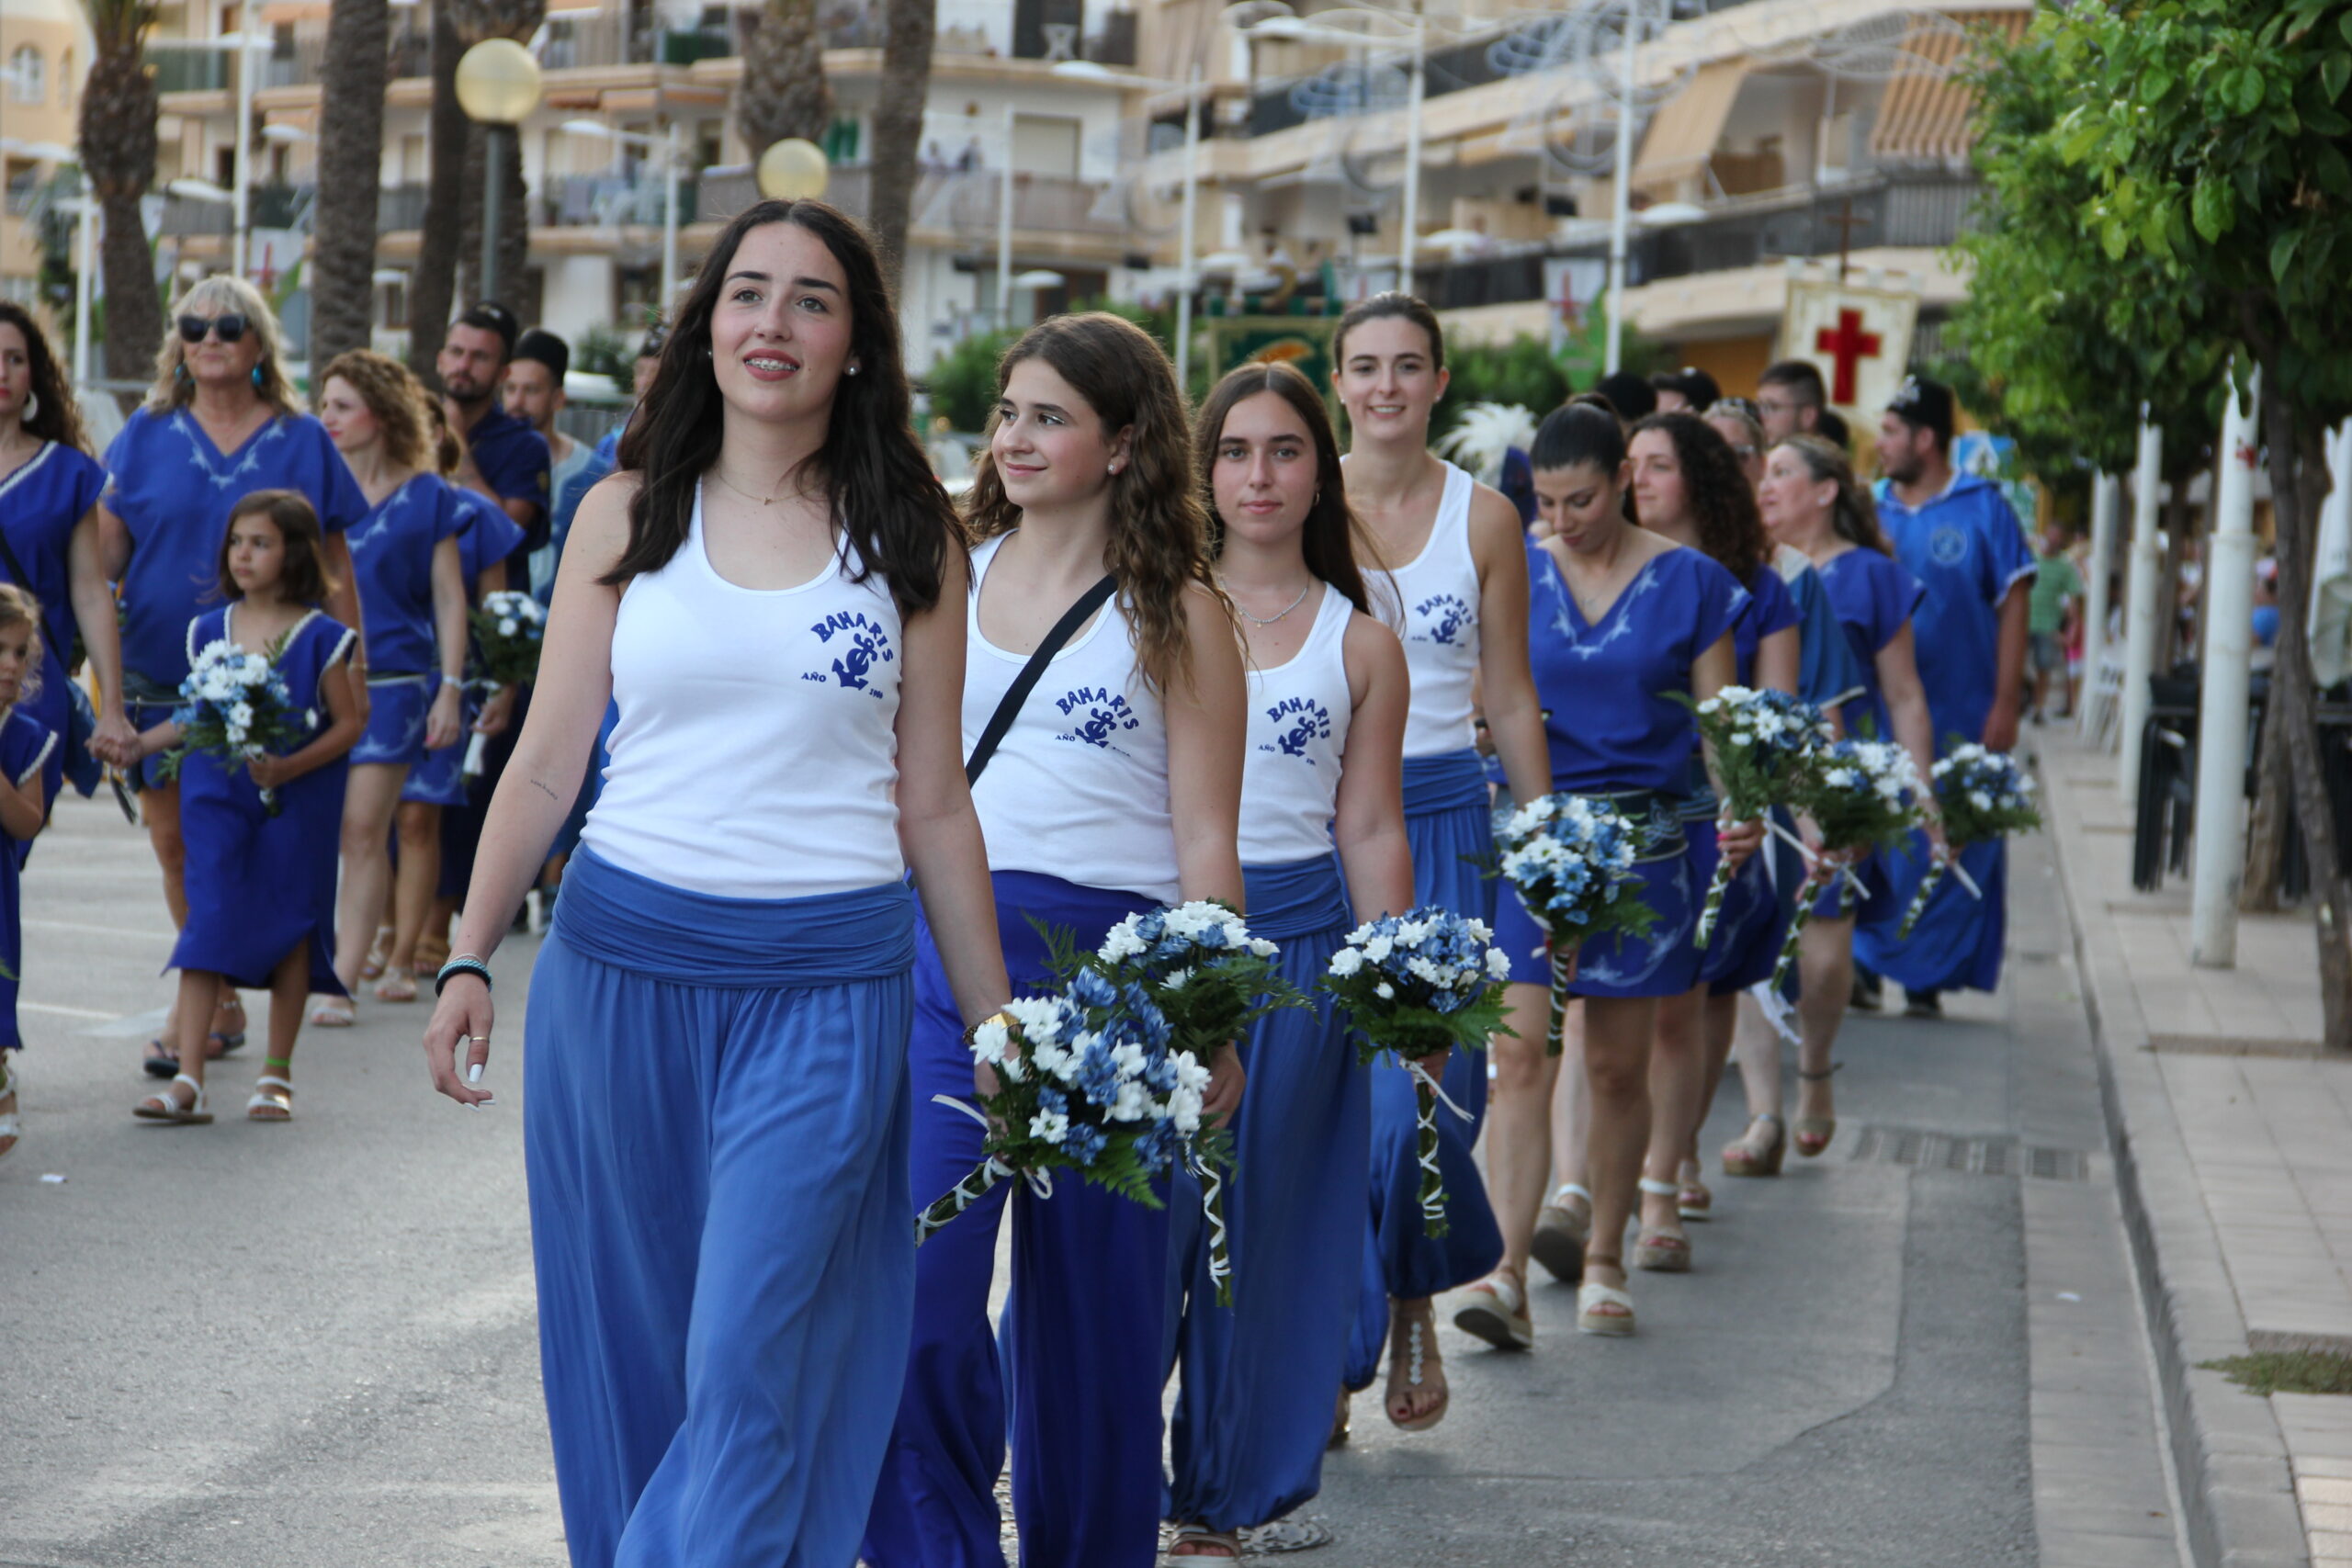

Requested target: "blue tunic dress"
[
  {"left": 165, "top": 607, "right": 356, "bottom": 994},
  {"left": 0, "top": 442, "right": 103, "bottom": 802},
  {"left": 1859, "top": 476, "right": 2037, "bottom": 994},
  {"left": 1689, "top": 563, "right": 1803, "bottom": 993},
  {"left": 0, "top": 708, "right": 59, "bottom": 1049},
  {"left": 103, "top": 410, "right": 364, "bottom": 784},
  {"left": 404, "top": 486, "right": 526, "bottom": 809},
  {"left": 1493, "top": 543, "right": 1744, "bottom": 998},
  {"left": 349, "top": 473, "right": 462, "bottom": 769},
  {"left": 1810, "top": 547, "right": 1926, "bottom": 924}
]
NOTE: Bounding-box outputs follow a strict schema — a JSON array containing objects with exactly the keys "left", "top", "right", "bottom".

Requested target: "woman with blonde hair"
[
  {"left": 313, "top": 350, "right": 468, "bottom": 1018},
  {"left": 99, "top": 275, "right": 367, "bottom": 1077}
]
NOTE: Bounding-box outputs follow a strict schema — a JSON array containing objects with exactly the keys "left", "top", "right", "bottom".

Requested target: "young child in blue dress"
[
  {"left": 0, "top": 586, "right": 59, "bottom": 1159},
  {"left": 129, "top": 491, "right": 365, "bottom": 1125}
]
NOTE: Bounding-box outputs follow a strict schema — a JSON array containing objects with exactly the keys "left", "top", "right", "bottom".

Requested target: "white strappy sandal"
[
  {"left": 0, "top": 1055, "right": 21, "bottom": 1156},
  {"left": 134, "top": 1072, "right": 213, "bottom": 1124},
  {"left": 246, "top": 1072, "right": 294, "bottom": 1122}
]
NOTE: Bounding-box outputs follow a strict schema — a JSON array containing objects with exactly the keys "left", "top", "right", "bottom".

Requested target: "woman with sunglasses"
[{"left": 98, "top": 276, "right": 367, "bottom": 1078}]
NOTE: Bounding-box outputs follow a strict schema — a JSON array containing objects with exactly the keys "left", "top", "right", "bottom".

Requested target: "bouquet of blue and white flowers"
[
  {"left": 1498, "top": 793, "right": 1658, "bottom": 1053},
  {"left": 1084, "top": 900, "right": 1298, "bottom": 1303},
  {"left": 1323, "top": 908, "right": 1512, "bottom": 1236},
  {"left": 162, "top": 636, "right": 312, "bottom": 815},
  {"left": 471, "top": 590, "right": 545, "bottom": 689},
  {"left": 1679, "top": 686, "right": 1828, "bottom": 949},
  {"left": 1771, "top": 738, "right": 1926, "bottom": 988},
  {"left": 916, "top": 969, "right": 1212, "bottom": 1247},
  {"left": 1896, "top": 744, "right": 2041, "bottom": 939}
]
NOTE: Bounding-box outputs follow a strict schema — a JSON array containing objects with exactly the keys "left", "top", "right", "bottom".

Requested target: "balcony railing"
[
  {"left": 697, "top": 163, "right": 1130, "bottom": 243},
  {"left": 147, "top": 50, "right": 231, "bottom": 94},
  {"left": 544, "top": 173, "right": 701, "bottom": 228}
]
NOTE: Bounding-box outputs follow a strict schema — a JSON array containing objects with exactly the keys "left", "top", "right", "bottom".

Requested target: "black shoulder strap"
[{"left": 965, "top": 573, "right": 1117, "bottom": 787}]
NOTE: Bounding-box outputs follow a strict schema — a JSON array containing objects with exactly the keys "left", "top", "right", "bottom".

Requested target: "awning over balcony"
[
  {"left": 1868, "top": 10, "right": 2030, "bottom": 163},
  {"left": 1632, "top": 60, "right": 1746, "bottom": 192}
]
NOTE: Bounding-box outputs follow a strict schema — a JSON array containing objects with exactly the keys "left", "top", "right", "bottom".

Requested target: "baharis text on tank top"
[
  {"left": 1410, "top": 592, "right": 1476, "bottom": 646},
  {"left": 802, "top": 610, "right": 898, "bottom": 697},
  {"left": 1258, "top": 694, "right": 1334, "bottom": 761},
  {"left": 1052, "top": 685, "right": 1142, "bottom": 756}
]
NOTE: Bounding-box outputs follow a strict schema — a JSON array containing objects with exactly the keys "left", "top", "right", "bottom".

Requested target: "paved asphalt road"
[{"left": 2, "top": 793, "right": 2181, "bottom": 1567}]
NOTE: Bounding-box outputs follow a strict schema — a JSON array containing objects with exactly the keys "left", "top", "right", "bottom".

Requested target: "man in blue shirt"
[
  {"left": 1855, "top": 374, "right": 2036, "bottom": 1015},
  {"left": 437, "top": 302, "right": 550, "bottom": 576}
]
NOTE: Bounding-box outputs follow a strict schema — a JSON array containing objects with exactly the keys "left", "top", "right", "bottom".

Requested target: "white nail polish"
[{"left": 467, "top": 1063, "right": 483, "bottom": 1085}]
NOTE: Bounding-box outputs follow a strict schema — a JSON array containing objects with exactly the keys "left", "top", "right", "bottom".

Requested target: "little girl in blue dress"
[
  {"left": 129, "top": 491, "right": 365, "bottom": 1124},
  {"left": 0, "top": 585, "right": 59, "bottom": 1159}
]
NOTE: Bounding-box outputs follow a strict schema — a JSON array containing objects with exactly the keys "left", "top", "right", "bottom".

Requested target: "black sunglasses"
[{"left": 177, "top": 313, "right": 249, "bottom": 344}]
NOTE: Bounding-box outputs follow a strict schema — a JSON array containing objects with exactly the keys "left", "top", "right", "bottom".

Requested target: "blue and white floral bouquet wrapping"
[
  {"left": 471, "top": 590, "right": 545, "bottom": 689},
  {"left": 1897, "top": 744, "right": 2041, "bottom": 939},
  {"left": 1498, "top": 793, "right": 1659, "bottom": 1053},
  {"left": 1086, "top": 899, "right": 1298, "bottom": 1303},
  {"left": 1679, "top": 686, "right": 1828, "bottom": 948},
  {"left": 915, "top": 970, "right": 1211, "bottom": 1247},
  {"left": 164, "top": 636, "right": 311, "bottom": 815},
  {"left": 1772, "top": 738, "right": 1926, "bottom": 988},
  {"left": 1323, "top": 908, "right": 1512, "bottom": 1237}
]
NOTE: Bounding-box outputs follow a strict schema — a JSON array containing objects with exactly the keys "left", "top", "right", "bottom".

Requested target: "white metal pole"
[
  {"left": 1397, "top": 10, "right": 1424, "bottom": 288},
  {"left": 232, "top": 37, "right": 253, "bottom": 277},
  {"left": 1604, "top": 0, "right": 1638, "bottom": 373},
  {"left": 2080, "top": 469, "right": 2120, "bottom": 735},
  {"left": 997, "top": 104, "right": 1015, "bottom": 327},
  {"left": 1174, "top": 64, "right": 1199, "bottom": 390},
  {"left": 660, "top": 122, "right": 680, "bottom": 314},
  {"left": 2119, "top": 415, "right": 2165, "bottom": 803},
  {"left": 2189, "top": 367, "right": 2261, "bottom": 967},
  {"left": 73, "top": 197, "right": 94, "bottom": 389}
]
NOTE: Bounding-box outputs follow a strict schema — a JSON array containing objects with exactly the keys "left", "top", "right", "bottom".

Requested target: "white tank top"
[
  {"left": 582, "top": 486, "right": 905, "bottom": 897},
  {"left": 965, "top": 534, "right": 1180, "bottom": 903},
  {"left": 1238, "top": 584, "right": 1354, "bottom": 866},
  {"left": 1364, "top": 459, "right": 1481, "bottom": 758}
]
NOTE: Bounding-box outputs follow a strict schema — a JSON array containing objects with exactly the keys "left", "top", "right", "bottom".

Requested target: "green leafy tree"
[
  {"left": 1988, "top": 0, "right": 2352, "bottom": 1050},
  {"left": 1431, "top": 335, "right": 1569, "bottom": 445},
  {"left": 923, "top": 326, "right": 1019, "bottom": 434}
]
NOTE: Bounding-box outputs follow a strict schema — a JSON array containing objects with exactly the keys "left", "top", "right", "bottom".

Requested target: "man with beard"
[
  {"left": 437, "top": 302, "right": 550, "bottom": 577},
  {"left": 1855, "top": 373, "right": 2034, "bottom": 1017}
]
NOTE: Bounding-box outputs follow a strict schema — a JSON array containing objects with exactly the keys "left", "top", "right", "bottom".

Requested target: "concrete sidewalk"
[{"left": 2041, "top": 731, "right": 2352, "bottom": 1568}]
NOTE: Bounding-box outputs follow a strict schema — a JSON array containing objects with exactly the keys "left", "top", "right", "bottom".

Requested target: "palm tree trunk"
[
  {"left": 867, "top": 0, "right": 935, "bottom": 297},
  {"left": 311, "top": 0, "right": 391, "bottom": 366},
  {"left": 78, "top": 39, "right": 162, "bottom": 388},
  {"left": 736, "top": 0, "right": 831, "bottom": 160},
  {"left": 408, "top": 4, "right": 466, "bottom": 378}
]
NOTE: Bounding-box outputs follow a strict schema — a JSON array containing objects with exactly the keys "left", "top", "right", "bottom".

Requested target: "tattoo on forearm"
[{"left": 527, "top": 777, "right": 559, "bottom": 802}]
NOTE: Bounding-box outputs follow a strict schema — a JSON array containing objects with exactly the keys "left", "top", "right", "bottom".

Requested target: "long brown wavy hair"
[
  {"left": 607, "top": 200, "right": 956, "bottom": 615},
  {"left": 1774, "top": 434, "right": 1892, "bottom": 556},
  {"left": 1194, "top": 361, "right": 1375, "bottom": 614},
  {"left": 1629, "top": 411, "right": 1770, "bottom": 584},
  {"left": 965, "top": 312, "right": 1227, "bottom": 694},
  {"left": 319, "top": 349, "right": 432, "bottom": 474},
  {"left": 0, "top": 302, "right": 89, "bottom": 454}
]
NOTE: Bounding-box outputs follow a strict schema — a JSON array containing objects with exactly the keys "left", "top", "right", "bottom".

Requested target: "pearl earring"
[
  {"left": 846, "top": 364, "right": 860, "bottom": 377},
  {"left": 18, "top": 390, "right": 35, "bottom": 425}
]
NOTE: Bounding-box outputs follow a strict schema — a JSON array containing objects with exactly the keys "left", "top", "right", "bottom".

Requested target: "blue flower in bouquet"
[{"left": 1498, "top": 793, "right": 1656, "bottom": 945}]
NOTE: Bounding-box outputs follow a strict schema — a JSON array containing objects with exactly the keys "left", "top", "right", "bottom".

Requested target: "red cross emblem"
[{"left": 1814, "top": 307, "right": 1883, "bottom": 405}]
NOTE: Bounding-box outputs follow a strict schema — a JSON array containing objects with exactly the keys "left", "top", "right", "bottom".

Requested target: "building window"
[{"left": 6, "top": 45, "right": 43, "bottom": 104}]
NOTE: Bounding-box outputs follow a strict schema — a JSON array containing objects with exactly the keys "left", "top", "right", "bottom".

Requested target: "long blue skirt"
[
  {"left": 865, "top": 871, "right": 1168, "bottom": 1568},
  {"left": 525, "top": 849, "right": 916, "bottom": 1568},
  {"left": 166, "top": 747, "right": 346, "bottom": 996},
  {"left": 1166, "top": 853, "right": 1365, "bottom": 1531},
  {"left": 1857, "top": 830, "right": 2007, "bottom": 994},
  {"left": 1346, "top": 750, "right": 1504, "bottom": 1391}
]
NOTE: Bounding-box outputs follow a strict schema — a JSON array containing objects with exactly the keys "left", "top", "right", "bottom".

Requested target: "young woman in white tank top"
[
  {"left": 1331, "top": 293, "right": 1552, "bottom": 1431},
  {"left": 1162, "top": 364, "right": 1413, "bottom": 1559},
  {"left": 422, "top": 203, "right": 1011, "bottom": 1568},
  {"left": 865, "top": 313, "right": 1247, "bottom": 1568}
]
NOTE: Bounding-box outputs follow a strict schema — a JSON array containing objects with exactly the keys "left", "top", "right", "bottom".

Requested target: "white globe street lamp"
[{"left": 456, "top": 39, "right": 545, "bottom": 303}]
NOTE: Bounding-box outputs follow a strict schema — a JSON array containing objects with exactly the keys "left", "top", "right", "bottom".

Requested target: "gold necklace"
[{"left": 711, "top": 466, "right": 789, "bottom": 508}]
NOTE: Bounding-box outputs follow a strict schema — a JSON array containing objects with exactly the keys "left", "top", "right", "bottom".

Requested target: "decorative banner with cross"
[{"left": 1780, "top": 273, "right": 1921, "bottom": 418}]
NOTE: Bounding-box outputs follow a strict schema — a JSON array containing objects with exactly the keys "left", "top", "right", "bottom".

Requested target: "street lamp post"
[
  {"left": 1605, "top": 0, "right": 1643, "bottom": 374},
  {"left": 1397, "top": 3, "right": 1424, "bottom": 289},
  {"left": 1050, "top": 59, "right": 1209, "bottom": 386},
  {"left": 455, "top": 39, "right": 545, "bottom": 306},
  {"left": 998, "top": 104, "right": 1016, "bottom": 329},
  {"left": 142, "top": 34, "right": 272, "bottom": 277},
  {"left": 564, "top": 118, "right": 684, "bottom": 312}
]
